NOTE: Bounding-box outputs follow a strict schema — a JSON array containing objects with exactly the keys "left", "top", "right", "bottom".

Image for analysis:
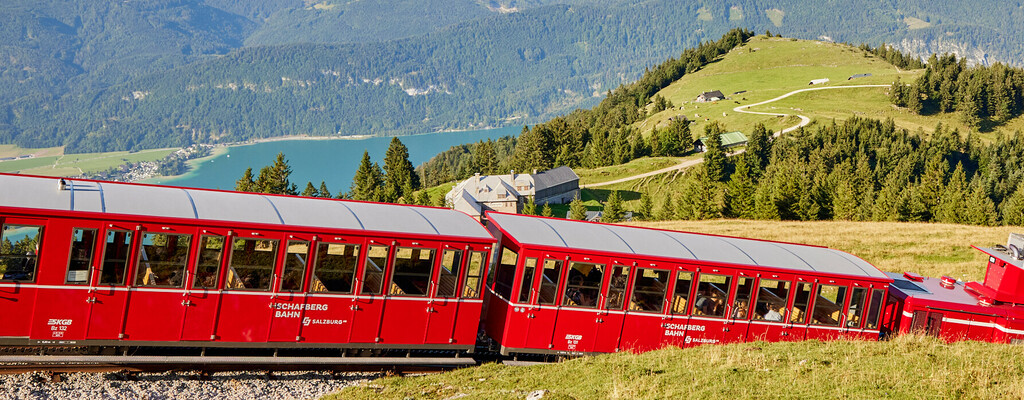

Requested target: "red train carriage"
[
  {"left": 0, "top": 174, "right": 494, "bottom": 354},
  {"left": 886, "top": 234, "right": 1024, "bottom": 343},
  {"left": 482, "top": 212, "right": 893, "bottom": 356}
]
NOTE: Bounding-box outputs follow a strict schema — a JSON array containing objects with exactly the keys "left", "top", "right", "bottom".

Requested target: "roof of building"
[
  {"left": 697, "top": 131, "right": 748, "bottom": 147},
  {"left": 698, "top": 90, "right": 725, "bottom": 99},
  {"left": 0, "top": 174, "right": 493, "bottom": 241},
  {"left": 487, "top": 212, "right": 888, "bottom": 279},
  {"left": 533, "top": 166, "right": 578, "bottom": 192},
  {"left": 848, "top": 73, "right": 872, "bottom": 79}
]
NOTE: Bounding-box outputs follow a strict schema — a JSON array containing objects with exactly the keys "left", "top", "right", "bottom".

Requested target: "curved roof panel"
[
  {"left": 488, "top": 212, "right": 887, "bottom": 279},
  {"left": 0, "top": 174, "right": 492, "bottom": 241}
]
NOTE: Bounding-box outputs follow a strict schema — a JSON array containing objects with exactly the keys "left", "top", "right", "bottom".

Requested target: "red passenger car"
[
  {"left": 885, "top": 234, "right": 1024, "bottom": 343},
  {"left": 482, "top": 212, "right": 893, "bottom": 355},
  {"left": 0, "top": 174, "right": 494, "bottom": 354}
]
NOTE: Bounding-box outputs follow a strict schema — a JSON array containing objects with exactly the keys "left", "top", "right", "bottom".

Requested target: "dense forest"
[
  {"left": 891, "top": 54, "right": 1024, "bottom": 129},
  {"left": 5, "top": 0, "right": 1024, "bottom": 153}
]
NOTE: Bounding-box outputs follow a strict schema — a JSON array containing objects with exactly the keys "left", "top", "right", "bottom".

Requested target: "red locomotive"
[{"left": 0, "top": 173, "right": 1020, "bottom": 366}]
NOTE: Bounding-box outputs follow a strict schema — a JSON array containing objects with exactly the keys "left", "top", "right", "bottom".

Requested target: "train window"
[
  {"left": 436, "top": 249, "right": 463, "bottom": 298},
  {"left": 846, "top": 287, "right": 869, "bottom": 329},
  {"left": 389, "top": 247, "right": 437, "bottom": 296},
  {"left": 692, "top": 273, "right": 732, "bottom": 318},
  {"left": 605, "top": 265, "right": 629, "bottom": 311},
  {"left": 811, "top": 284, "right": 848, "bottom": 327},
  {"left": 310, "top": 243, "right": 360, "bottom": 293},
  {"left": 0, "top": 224, "right": 42, "bottom": 282},
  {"left": 518, "top": 258, "right": 538, "bottom": 303},
  {"left": 864, "top": 288, "right": 885, "bottom": 330},
  {"left": 562, "top": 262, "right": 604, "bottom": 308},
  {"left": 99, "top": 230, "right": 132, "bottom": 285},
  {"left": 753, "top": 279, "right": 791, "bottom": 322},
  {"left": 492, "top": 247, "right": 519, "bottom": 299},
  {"left": 790, "top": 282, "right": 812, "bottom": 324},
  {"left": 360, "top": 245, "right": 389, "bottom": 295},
  {"left": 65, "top": 228, "right": 97, "bottom": 284},
  {"left": 733, "top": 277, "right": 755, "bottom": 319},
  {"left": 461, "top": 251, "right": 486, "bottom": 299},
  {"left": 225, "top": 238, "right": 278, "bottom": 291},
  {"left": 136, "top": 233, "right": 192, "bottom": 288},
  {"left": 279, "top": 241, "right": 309, "bottom": 292},
  {"left": 630, "top": 268, "right": 669, "bottom": 313},
  {"left": 193, "top": 236, "right": 224, "bottom": 289},
  {"left": 537, "top": 259, "right": 563, "bottom": 305},
  {"left": 672, "top": 271, "right": 693, "bottom": 314}
]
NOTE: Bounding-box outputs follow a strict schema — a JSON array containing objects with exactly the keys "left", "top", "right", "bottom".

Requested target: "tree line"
[{"left": 890, "top": 53, "right": 1024, "bottom": 127}]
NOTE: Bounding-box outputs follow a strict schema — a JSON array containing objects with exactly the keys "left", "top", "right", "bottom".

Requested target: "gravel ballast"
[{"left": 0, "top": 370, "right": 375, "bottom": 400}]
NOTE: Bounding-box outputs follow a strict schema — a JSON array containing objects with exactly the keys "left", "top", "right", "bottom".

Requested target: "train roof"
[
  {"left": 0, "top": 174, "right": 493, "bottom": 242},
  {"left": 487, "top": 212, "right": 889, "bottom": 280}
]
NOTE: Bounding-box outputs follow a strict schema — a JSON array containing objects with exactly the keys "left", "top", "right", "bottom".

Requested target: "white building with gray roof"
[{"left": 446, "top": 167, "right": 579, "bottom": 220}]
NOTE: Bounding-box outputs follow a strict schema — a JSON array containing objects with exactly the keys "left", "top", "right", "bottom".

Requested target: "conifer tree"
[
  {"left": 235, "top": 167, "right": 256, "bottom": 192},
  {"left": 318, "top": 181, "right": 331, "bottom": 198},
  {"left": 382, "top": 137, "right": 418, "bottom": 203},
  {"left": 1001, "top": 183, "right": 1024, "bottom": 226},
  {"left": 746, "top": 123, "right": 772, "bottom": 175},
  {"left": 638, "top": 191, "right": 654, "bottom": 220},
  {"left": 964, "top": 178, "right": 998, "bottom": 226},
  {"left": 254, "top": 153, "right": 298, "bottom": 195},
  {"left": 918, "top": 154, "right": 949, "bottom": 219},
  {"left": 752, "top": 183, "right": 780, "bottom": 220},
  {"left": 724, "top": 156, "right": 756, "bottom": 218},
  {"left": 702, "top": 122, "right": 727, "bottom": 182},
  {"left": 522, "top": 196, "right": 537, "bottom": 215},
  {"left": 569, "top": 195, "right": 588, "bottom": 220},
  {"left": 350, "top": 151, "right": 383, "bottom": 201},
  {"left": 935, "top": 163, "right": 969, "bottom": 224},
  {"left": 602, "top": 191, "right": 625, "bottom": 222},
  {"left": 658, "top": 193, "right": 676, "bottom": 220},
  {"left": 301, "top": 182, "right": 318, "bottom": 197},
  {"left": 541, "top": 202, "right": 553, "bottom": 218},
  {"left": 473, "top": 139, "right": 499, "bottom": 174},
  {"left": 415, "top": 190, "right": 430, "bottom": 206}
]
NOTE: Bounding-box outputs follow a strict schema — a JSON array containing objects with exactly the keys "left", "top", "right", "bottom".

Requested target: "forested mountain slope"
[{"left": 3, "top": 0, "right": 1024, "bottom": 153}]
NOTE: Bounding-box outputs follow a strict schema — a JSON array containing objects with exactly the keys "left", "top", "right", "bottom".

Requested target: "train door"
[
  {"left": 723, "top": 274, "right": 756, "bottom": 343},
  {"left": 0, "top": 218, "right": 45, "bottom": 338},
  {"left": 348, "top": 239, "right": 391, "bottom": 344},
  {"left": 122, "top": 223, "right": 196, "bottom": 341},
  {"left": 301, "top": 239, "right": 361, "bottom": 344},
  {"left": 379, "top": 239, "right": 442, "bottom": 345},
  {"left": 685, "top": 269, "right": 736, "bottom": 346},
  {"left": 548, "top": 255, "right": 609, "bottom": 353},
  {"left": 910, "top": 310, "right": 944, "bottom": 337},
  {"left": 616, "top": 263, "right": 672, "bottom": 352},
  {"left": 524, "top": 252, "right": 569, "bottom": 350},
  {"left": 84, "top": 224, "right": 135, "bottom": 341},
  {"left": 180, "top": 230, "right": 229, "bottom": 342},
  {"left": 839, "top": 285, "right": 874, "bottom": 340},
  {"left": 661, "top": 268, "right": 696, "bottom": 348},
  {"left": 780, "top": 280, "right": 813, "bottom": 341},
  {"left": 591, "top": 262, "right": 632, "bottom": 353},
  {"left": 450, "top": 248, "right": 489, "bottom": 346},
  {"left": 805, "top": 281, "right": 852, "bottom": 341},
  {"left": 504, "top": 256, "right": 538, "bottom": 349},
  {"left": 215, "top": 230, "right": 282, "bottom": 343},
  {"left": 423, "top": 245, "right": 470, "bottom": 345},
  {"left": 745, "top": 275, "right": 796, "bottom": 342},
  {"left": 268, "top": 236, "right": 315, "bottom": 343}
]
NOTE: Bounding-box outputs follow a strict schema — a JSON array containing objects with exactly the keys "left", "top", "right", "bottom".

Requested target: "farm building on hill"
[
  {"left": 694, "top": 131, "right": 749, "bottom": 152},
  {"left": 809, "top": 78, "right": 830, "bottom": 85},
  {"left": 695, "top": 90, "right": 726, "bottom": 102},
  {"left": 848, "top": 73, "right": 872, "bottom": 80},
  {"left": 446, "top": 166, "right": 579, "bottom": 220}
]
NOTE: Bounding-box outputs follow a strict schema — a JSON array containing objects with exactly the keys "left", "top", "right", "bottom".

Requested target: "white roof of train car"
[
  {"left": 488, "top": 212, "right": 888, "bottom": 280},
  {"left": 0, "top": 174, "right": 493, "bottom": 241}
]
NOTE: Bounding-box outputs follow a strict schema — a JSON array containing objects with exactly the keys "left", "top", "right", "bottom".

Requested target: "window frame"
[
  {"left": 309, "top": 241, "right": 362, "bottom": 295},
  {"left": 460, "top": 250, "right": 488, "bottom": 299},
  {"left": 278, "top": 239, "right": 312, "bottom": 293},
  {"left": 225, "top": 235, "right": 281, "bottom": 292},
  {"left": 387, "top": 245, "right": 439, "bottom": 297},
  {"left": 65, "top": 228, "right": 98, "bottom": 285},
  {"left": 809, "top": 283, "right": 850, "bottom": 327},
  {"left": 98, "top": 229, "right": 134, "bottom": 286},
  {"left": 0, "top": 222, "right": 44, "bottom": 283},
  {"left": 134, "top": 230, "right": 194, "bottom": 289},
  {"left": 691, "top": 272, "right": 734, "bottom": 319}
]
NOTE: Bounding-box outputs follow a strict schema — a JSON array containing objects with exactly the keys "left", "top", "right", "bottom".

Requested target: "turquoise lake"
[{"left": 149, "top": 126, "right": 521, "bottom": 193}]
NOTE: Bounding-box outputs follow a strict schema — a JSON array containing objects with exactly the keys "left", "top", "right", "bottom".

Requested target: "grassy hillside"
[
  {"left": 0, "top": 147, "right": 176, "bottom": 177},
  {"left": 329, "top": 220, "right": 1021, "bottom": 399},
  {"left": 639, "top": 36, "right": 919, "bottom": 137}
]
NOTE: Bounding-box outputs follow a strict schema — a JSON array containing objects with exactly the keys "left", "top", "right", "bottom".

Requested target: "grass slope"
[
  {"left": 328, "top": 220, "right": 1022, "bottom": 399},
  {"left": 332, "top": 335, "right": 1024, "bottom": 399},
  {"left": 0, "top": 148, "right": 177, "bottom": 177}
]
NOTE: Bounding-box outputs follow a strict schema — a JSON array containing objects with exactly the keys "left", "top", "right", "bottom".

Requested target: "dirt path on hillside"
[{"left": 582, "top": 84, "right": 889, "bottom": 188}]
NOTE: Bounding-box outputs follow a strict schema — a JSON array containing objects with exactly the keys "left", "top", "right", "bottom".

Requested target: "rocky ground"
[{"left": 0, "top": 370, "right": 377, "bottom": 400}]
